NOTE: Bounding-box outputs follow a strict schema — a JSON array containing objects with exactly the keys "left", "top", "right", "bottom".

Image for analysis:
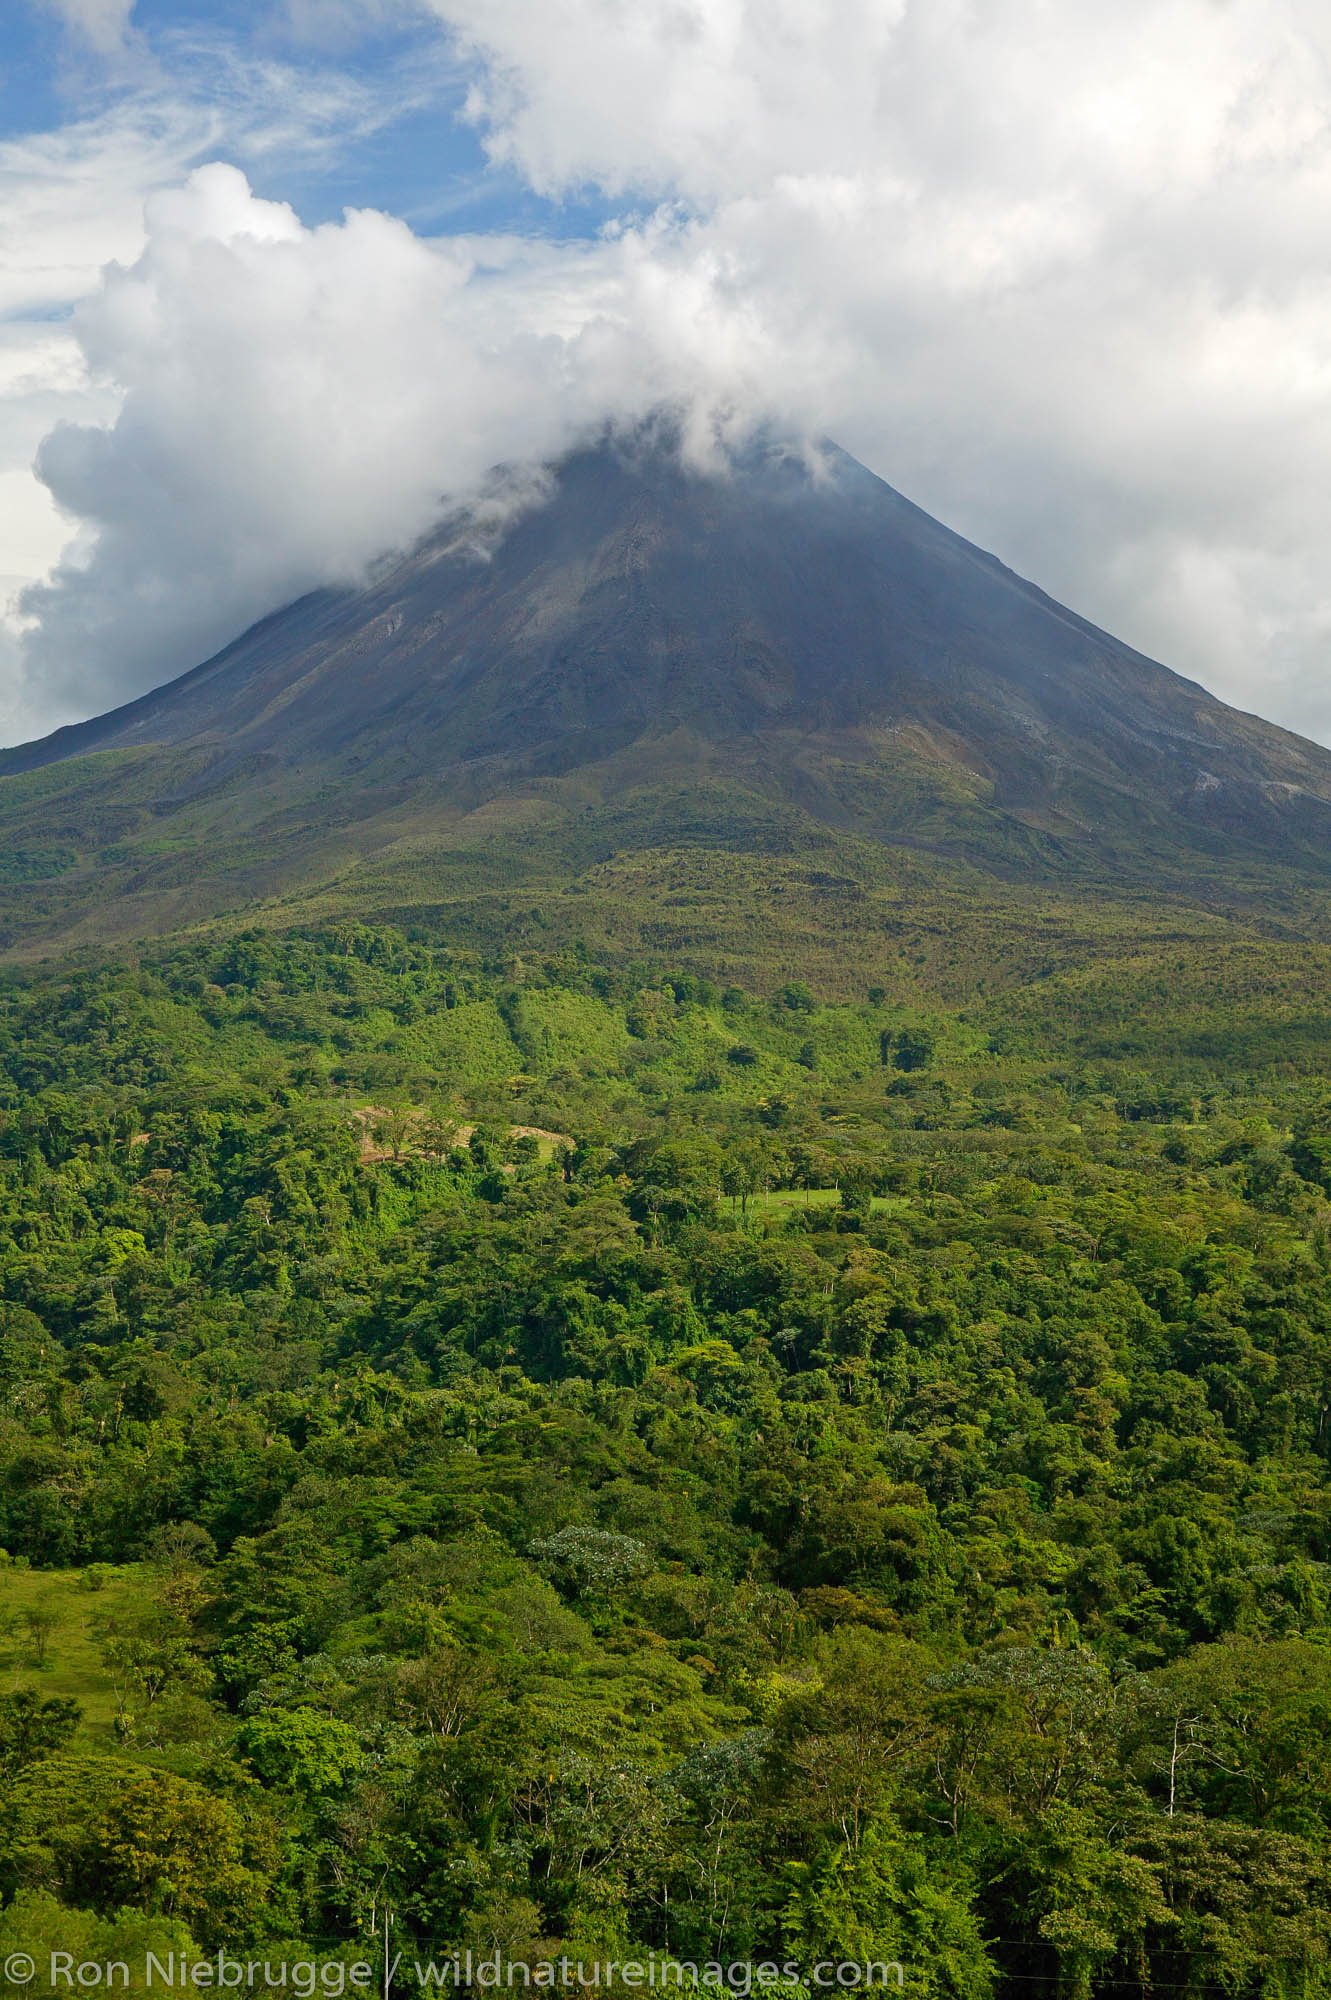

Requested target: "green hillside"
[
  {"left": 6, "top": 727, "right": 1331, "bottom": 1007},
  {"left": 2, "top": 920, "right": 1331, "bottom": 1995}
]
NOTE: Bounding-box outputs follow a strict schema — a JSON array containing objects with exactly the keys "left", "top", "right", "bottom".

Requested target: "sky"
[{"left": 3, "top": 0, "right": 1331, "bottom": 747}]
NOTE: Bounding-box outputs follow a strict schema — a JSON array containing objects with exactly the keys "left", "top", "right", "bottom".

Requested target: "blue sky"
[{"left": 0, "top": 0, "right": 618, "bottom": 240}]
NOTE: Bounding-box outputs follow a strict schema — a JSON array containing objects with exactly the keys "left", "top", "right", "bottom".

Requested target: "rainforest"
[{"left": 2, "top": 919, "right": 1331, "bottom": 1999}]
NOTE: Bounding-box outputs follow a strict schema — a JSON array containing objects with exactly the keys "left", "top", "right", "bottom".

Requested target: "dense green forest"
[{"left": 4, "top": 923, "right": 1331, "bottom": 1998}]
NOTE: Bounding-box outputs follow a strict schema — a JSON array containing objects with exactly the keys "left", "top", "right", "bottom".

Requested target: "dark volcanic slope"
[
  {"left": 7, "top": 437, "right": 1331, "bottom": 832},
  {"left": 6, "top": 432, "right": 1331, "bottom": 971}
]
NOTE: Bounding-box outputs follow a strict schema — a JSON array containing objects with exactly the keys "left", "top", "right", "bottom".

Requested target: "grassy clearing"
[
  {"left": 733, "top": 1188, "right": 904, "bottom": 1219},
  {"left": 0, "top": 1561, "right": 146, "bottom": 1739}
]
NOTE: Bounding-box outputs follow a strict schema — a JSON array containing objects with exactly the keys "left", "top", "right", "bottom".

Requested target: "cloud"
[
  {"left": 415, "top": 0, "right": 1331, "bottom": 735},
  {"left": 0, "top": 104, "right": 203, "bottom": 317},
  {"left": 278, "top": 0, "right": 429, "bottom": 46},
  {"left": 0, "top": 103, "right": 203, "bottom": 711},
  {"left": 15, "top": 0, "right": 1331, "bottom": 744},
  {"left": 35, "top": 0, "right": 136, "bottom": 54},
  {"left": 0, "top": 20, "right": 479, "bottom": 736},
  {"left": 17, "top": 165, "right": 724, "bottom": 720}
]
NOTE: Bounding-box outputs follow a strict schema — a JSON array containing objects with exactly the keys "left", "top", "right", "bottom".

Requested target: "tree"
[
  {"left": 238, "top": 1705, "right": 363, "bottom": 1798},
  {"left": 529, "top": 1527, "right": 651, "bottom": 1600},
  {"left": 21, "top": 1603, "right": 57, "bottom": 1668},
  {"left": 95, "top": 1595, "right": 212, "bottom": 1744},
  {"left": 80, "top": 1772, "right": 273, "bottom": 1942},
  {"left": 783, "top": 1819, "right": 994, "bottom": 2000},
  {"left": 0, "top": 1690, "right": 80, "bottom": 1775}
]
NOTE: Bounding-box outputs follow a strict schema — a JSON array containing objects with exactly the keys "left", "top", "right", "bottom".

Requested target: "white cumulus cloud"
[{"left": 17, "top": 163, "right": 761, "bottom": 720}]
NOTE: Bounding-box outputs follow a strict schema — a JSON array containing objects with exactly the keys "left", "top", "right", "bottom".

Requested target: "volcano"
[{"left": 4, "top": 433, "right": 1331, "bottom": 969}]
